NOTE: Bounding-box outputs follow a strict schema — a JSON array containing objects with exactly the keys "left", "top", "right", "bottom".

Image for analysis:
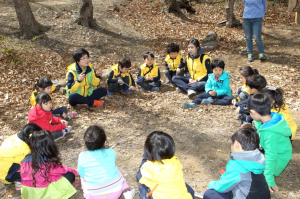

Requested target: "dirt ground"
[{"left": 0, "top": 0, "right": 300, "bottom": 198}]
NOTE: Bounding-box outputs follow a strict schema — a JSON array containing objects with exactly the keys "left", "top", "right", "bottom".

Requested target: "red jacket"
[{"left": 28, "top": 105, "right": 66, "bottom": 132}]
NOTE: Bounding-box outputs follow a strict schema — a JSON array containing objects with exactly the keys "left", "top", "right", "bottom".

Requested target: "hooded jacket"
[
  {"left": 0, "top": 133, "right": 30, "bottom": 184},
  {"left": 28, "top": 105, "right": 66, "bottom": 132},
  {"left": 254, "top": 112, "right": 292, "bottom": 187},
  {"left": 208, "top": 149, "right": 270, "bottom": 199},
  {"left": 205, "top": 71, "right": 231, "bottom": 97},
  {"left": 139, "top": 156, "right": 193, "bottom": 199},
  {"left": 186, "top": 47, "right": 212, "bottom": 82},
  {"left": 271, "top": 104, "right": 297, "bottom": 141}
]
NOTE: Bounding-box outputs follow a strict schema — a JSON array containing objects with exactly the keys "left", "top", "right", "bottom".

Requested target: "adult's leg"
[
  {"left": 188, "top": 81, "right": 206, "bottom": 92},
  {"left": 203, "top": 189, "right": 230, "bottom": 199},
  {"left": 186, "top": 183, "right": 195, "bottom": 198},
  {"left": 243, "top": 18, "right": 254, "bottom": 55},
  {"left": 193, "top": 93, "right": 212, "bottom": 104},
  {"left": 68, "top": 93, "right": 93, "bottom": 106},
  {"left": 89, "top": 87, "right": 107, "bottom": 100},
  {"left": 172, "top": 76, "right": 190, "bottom": 93},
  {"left": 252, "top": 18, "right": 264, "bottom": 54},
  {"left": 63, "top": 172, "right": 75, "bottom": 184},
  {"left": 212, "top": 95, "right": 232, "bottom": 105}
]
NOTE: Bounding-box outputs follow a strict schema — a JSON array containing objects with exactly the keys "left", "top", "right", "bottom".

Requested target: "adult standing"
[
  {"left": 243, "top": 0, "right": 267, "bottom": 62},
  {"left": 66, "top": 48, "right": 107, "bottom": 107},
  {"left": 172, "top": 38, "right": 212, "bottom": 99}
]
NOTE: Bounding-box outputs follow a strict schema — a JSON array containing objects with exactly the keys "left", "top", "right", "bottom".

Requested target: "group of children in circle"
[{"left": 0, "top": 38, "right": 298, "bottom": 199}]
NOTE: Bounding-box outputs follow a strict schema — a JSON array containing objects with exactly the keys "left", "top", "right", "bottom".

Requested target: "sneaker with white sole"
[
  {"left": 201, "top": 97, "right": 213, "bottom": 105},
  {"left": 176, "top": 87, "right": 183, "bottom": 93},
  {"left": 194, "top": 192, "right": 204, "bottom": 199},
  {"left": 181, "top": 102, "right": 198, "bottom": 109},
  {"left": 247, "top": 54, "right": 254, "bottom": 62},
  {"left": 187, "top": 89, "right": 197, "bottom": 99},
  {"left": 123, "top": 187, "right": 135, "bottom": 199}
]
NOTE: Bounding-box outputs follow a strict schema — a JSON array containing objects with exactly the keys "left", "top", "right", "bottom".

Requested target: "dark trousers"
[
  {"left": 63, "top": 172, "right": 75, "bottom": 184},
  {"left": 172, "top": 76, "right": 206, "bottom": 93},
  {"left": 204, "top": 189, "right": 231, "bottom": 199},
  {"left": 5, "top": 163, "right": 21, "bottom": 183},
  {"left": 108, "top": 76, "right": 130, "bottom": 92},
  {"left": 137, "top": 80, "right": 161, "bottom": 91},
  {"left": 136, "top": 155, "right": 194, "bottom": 199},
  {"left": 193, "top": 93, "right": 232, "bottom": 105},
  {"left": 68, "top": 87, "right": 107, "bottom": 106},
  {"left": 51, "top": 106, "right": 68, "bottom": 118},
  {"left": 164, "top": 70, "right": 184, "bottom": 82}
]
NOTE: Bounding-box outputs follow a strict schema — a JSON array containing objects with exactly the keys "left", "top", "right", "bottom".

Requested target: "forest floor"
[{"left": 0, "top": 0, "right": 300, "bottom": 198}]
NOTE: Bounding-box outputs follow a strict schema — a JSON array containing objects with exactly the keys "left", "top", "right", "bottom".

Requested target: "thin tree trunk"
[
  {"left": 225, "top": 0, "right": 240, "bottom": 28},
  {"left": 75, "top": 0, "right": 98, "bottom": 28},
  {"left": 13, "top": 0, "right": 51, "bottom": 39},
  {"left": 161, "top": 0, "right": 184, "bottom": 15}
]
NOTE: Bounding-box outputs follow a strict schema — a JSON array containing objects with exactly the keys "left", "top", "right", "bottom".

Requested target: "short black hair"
[
  {"left": 118, "top": 58, "right": 131, "bottom": 69},
  {"left": 84, "top": 125, "right": 106, "bottom": 150},
  {"left": 35, "top": 92, "right": 51, "bottom": 105},
  {"left": 247, "top": 93, "right": 271, "bottom": 116},
  {"left": 73, "top": 48, "right": 89, "bottom": 62},
  {"left": 144, "top": 131, "right": 175, "bottom": 164},
  {"left": 231, "top": 128, "right": 260, "bottom": 151},
  {"left": 211, "top": 59, "right": 225, "bottom": 70},
  {"left": 143, "top": 52, "right": 154, "bottom": 60},
  {"left": 246, "top": 74, "right": 267, "bottom": 91},
  {"left": 166, "top": 43, "right": 179, "bottom": 54}
]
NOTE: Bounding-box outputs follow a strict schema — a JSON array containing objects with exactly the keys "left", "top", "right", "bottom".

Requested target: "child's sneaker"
[
  {"left": 165, "top": 80, "right": 171, "bottom": 84},
  {"left": 15, "top": 181, "right": 21, "bottom": 191},
  {"left": 181, "top": 102, "right": 198, "bottom": 109},
  {"left": 122, "top": 89, "right": 132, "bottom": 94},
  {"left": 194, "top": 192, "right": 204, "bottom": 199},
  {"left": 187, "top": 89, "right": 197, "bottom": 99},
  {"left": 65, "top": 112, "right": 77, "bottom": 121},
  {"left": 92, "top": 100, "right": 104, "bottom": 107},
  {"left": 151, "top": 87, "right": 159, "bottom": 92},
  {"left": 62, "top": 126, "right": 72, "bottom": 136},
  {"left": 247, "top": 54, "right": 254, "bottom": 62},
  {"left": 259, "top": 53, "right": 265, "bottom": 60},
  {"left": 176, "top": 87, "right": 183, "bottom": 93},
  {"left": 107, "top": 91, "right": 113, "bottom": 97},
  {"left": 201, "top": 97, "right": 213, "bottom": 104},
  {"left": 123, "top": 187, "right": 135, "bottom": 199}
]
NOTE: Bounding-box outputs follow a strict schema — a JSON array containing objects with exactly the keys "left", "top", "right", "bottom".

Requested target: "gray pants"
[
  {"left": 108, "top": 76, "right": 130, "bottom": 92},
  {"left": 164, "top": 70, "right": 184, "bottom": 83}
]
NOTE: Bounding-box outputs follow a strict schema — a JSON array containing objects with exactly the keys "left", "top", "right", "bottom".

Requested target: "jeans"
[
  {"left": 243, "top": 18, "right": 264, "bottom": 55},
  {"left": 204, "top": 189, "right": 231, "bottom": 199},
  {"left": 164, "top": 70, "right": 184, "bottom": 82},
  {"left": 172, "top": 76, "right": 206, "bottom": 93}
]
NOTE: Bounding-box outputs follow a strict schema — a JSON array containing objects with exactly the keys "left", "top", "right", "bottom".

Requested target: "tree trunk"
[
  {"left": 75, "top": 0, "right": 99, "bottom": 28},
  {"left": 12, "top": 0, "right": 51, "bottom": 39},
  {"left": 225, "top": 0, "right": 240, "bottom": 28},
  {"left": 161, "top": 0, "right": 195, "bottom": 15}
]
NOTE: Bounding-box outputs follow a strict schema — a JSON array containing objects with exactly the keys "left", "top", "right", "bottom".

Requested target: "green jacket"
[{"left": 254, "top": 112, "right": 292, "bottom": 187}]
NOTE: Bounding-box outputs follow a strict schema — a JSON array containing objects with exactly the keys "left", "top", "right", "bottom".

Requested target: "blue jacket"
[
  {"left": 243, "top": 0, "right": 267, "bottom": 19},
  {"left": 205, "top": 71, "right": 231, "bottom": 97},
  {"left": 208, "top": 149, "right": 270, "bottom": 199}
]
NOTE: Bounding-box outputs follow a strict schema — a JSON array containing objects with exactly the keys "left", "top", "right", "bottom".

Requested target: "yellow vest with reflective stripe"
[
  {"left": 111, "top": 64, "right": 132, "bottom": 86},
  {"left": 165, "top": 54, "right": 182, "bottom": 71},
  {"left": 140, "top": 63, "right": 159, "bottom": 77},
  {"left": 186, "top": 54, "right": 211, "bottom": 81}
]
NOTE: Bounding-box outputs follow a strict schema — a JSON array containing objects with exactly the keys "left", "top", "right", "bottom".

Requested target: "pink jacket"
[{"left": 21, "top": 156, "right": 78, "bottom": 188}]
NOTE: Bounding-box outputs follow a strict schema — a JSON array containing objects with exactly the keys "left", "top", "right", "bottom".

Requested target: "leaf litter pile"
[{"left": 0, "top": 0, "right": 300, "bottom": 198}]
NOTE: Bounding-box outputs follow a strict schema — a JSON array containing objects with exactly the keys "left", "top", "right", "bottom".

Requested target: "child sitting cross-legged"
[
  {"left": 248, "top": 94, "right": 292, "bottom": 193},
  {"left": 137, "top": 52, "right": 161, "bottom": 92},
  {"left": 202, "top": 128, "right": 270, "bottom": 199},
  {"left": 136, "top": 131, "right": 194, "bottom": 199},
  {"left": 78, "top": 125, "right": 135, "bottom": 199},
  {"left": 107, "top": 58, "right": 136, "bottom": 96},
  {"left": 181, "top": 59, "right": 231, "bottom": 109}
]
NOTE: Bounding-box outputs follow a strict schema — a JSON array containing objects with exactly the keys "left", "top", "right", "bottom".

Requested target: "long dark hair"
[
  {"left": 262, "top": 87, "right": 285, "bottom": 112},
  {"left": 29, "top": 130, "right": 62, "bottom": 187},
  {"left": 20, "top": 123, "right": 42, "bottom": 143}
]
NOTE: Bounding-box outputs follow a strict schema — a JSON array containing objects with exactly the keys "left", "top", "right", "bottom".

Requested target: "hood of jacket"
[
  {"left": 188, "top": 47, "right": 205, "bottom": 59},
  {"left": 208, "top": 71, "right": 230, "bottom": 81},
  {"left": 255, "top": 112, "right": 292, "bottom": 137},
  {"left": 28, "top": 105, "right": 51, "bottom": 123},
  {"left": 231, "top": 149, "right": 265, "bottom": 174}
]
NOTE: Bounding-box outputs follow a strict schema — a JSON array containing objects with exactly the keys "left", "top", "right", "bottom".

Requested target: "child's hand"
[
  {"left": 209, "top": 91, "right": 217, "bottom": 96},
  {"left": 232, "top": 99, "right": 237, "bottom": 105},
  {"left": 129, "top": 86, "right": 136, "bottom": 91},
  {"left": 145, "top": 77, "right": 153, "bottom": 81},
  {"left": 78, "top": 72, "right": 85, "bottom": 81},
  {"left": 167, "top": 64, "right": 171, "bottom": 69},
  {"left": 96, "top": 67, "right": 104, "bottom": 76},
  {"left": 188, "top": 79, "right": 197, "bottom": 84},
  {"left": 236, "top": 107, "right": 240, "bottom": 114},
  {"left": 61, "top": 120, "right": 68, "bottom": 126},
  {"left": 269, "top": 185, "right": 279, "bottom": 192},
  {"left": 117, "top": 79, "right": 124, "bottom": 84},
  {"left": 176, "top": 68, "right": 181, "bottom": 74}
]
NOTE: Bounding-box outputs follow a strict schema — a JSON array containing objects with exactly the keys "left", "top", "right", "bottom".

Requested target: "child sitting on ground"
[
  {"left": 232, "top": 66, "right": 259, "bottom": 104},
  {"left": 248, "top": 94, "right": 292, "bottom": 192},
  {"left": 30, "top": 77, "right": 77, "bottom": 121},
  {"left": 20, "top": 130, "right": 78, "bottom": 199},
  {"left": 78, "top": 125, "right": 135, "bottom": 199},
  {"left": 262, "top": 87, "right": 297, "bottom": 143},
  {"left": 137, "top": 52, "right": 161, "bottom": 92},
  {"left": 107, "top": 58, "right": 136, "bottom": 96},
  {"left": 203, "top": 128, "right": 270, "bottom": 199},
  {"left": 136, "top": 131, "right": 194, "bottom": 199},
  {"left": 164, "top": 43, "right": 184, "bottom": 84},
  {"left": 234, "top": 74, "right": 267, "bottom": 128},
  {"left": 181, "top": 59, "right": 231, "bottom": 108},
  {"left": 0, "top": 123, "right": 42, "bottom": 193},
  {"left": 28, "top": 92, "right": 72, "bottom": 141}
]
